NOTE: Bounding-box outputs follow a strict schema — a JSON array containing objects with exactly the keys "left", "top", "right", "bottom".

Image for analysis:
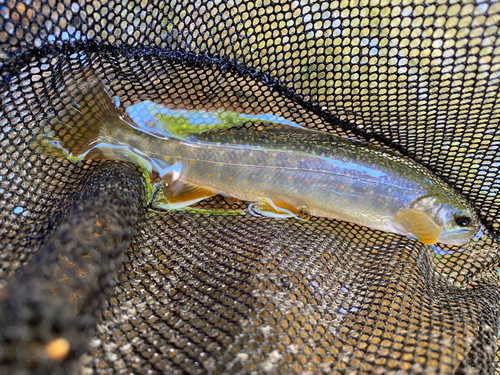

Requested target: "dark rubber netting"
[{"left": 1, "top": 0, "right": 500, "bottom": 374}]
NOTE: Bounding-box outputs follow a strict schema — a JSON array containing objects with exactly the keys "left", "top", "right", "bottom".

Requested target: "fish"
[{"left": 32, "top": 70, "right": 480, "bottom": 246}]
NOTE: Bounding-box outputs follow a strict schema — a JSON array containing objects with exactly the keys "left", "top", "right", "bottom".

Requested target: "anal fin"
[{"left": 152, "top": 180, "right": 216, "bottom": 211}]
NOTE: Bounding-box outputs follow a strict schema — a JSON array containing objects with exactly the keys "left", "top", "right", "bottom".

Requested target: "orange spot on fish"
[
  {"left": 305, "top": 179, "right": 309, "bottom": 183},
  {"left": 208, "top": 159, "right": 213, "bottom": 162},
  {"left": 343, "top": 199, "right": 347, "bottom": 203},
  {"left": 287, "top": 158, "right": 291, "bottom": 162},
  {"left": 359, "top": 197, "right": 363, "bottom": 201},
  {"left": 207, "top": 174, "right": 211, "bottom": 177},
  {"left": 228, "top": 177, "right": 232, "bottom": 180},
  {"left": 301, "top": 158, "right": 305, "bottom": 162},
  {"left": 243, "top": 165, "right": 248, "bottom": 168},
  {"left": 272, "top": 153, "right": 276, "bottom": 157},
  {"left": 190, "top": 159, "right": 194, "bottom": 164},
  {"left": 228, "top": 161, "right": 232, "bottom": 165},
  {"left": 220, "top": 163, "right": 224, "bottom": 166},
  {"left": 243, "top": 181, "right": 248, "bottom": 184},
  {"left": 339, "top": 185, "right": 344, "bottom": 189},
  {"left": 395, "top": 198, "right": 399, "bottom": 202},
  {"left": 288, "top": 177, "right": 292, "bottom": 181},
  {"left": 322, "top": 185, "right": 326, "bottom": 189},
  {"left": 322, "top": 169, "right": 326, "bottom": 173},
  {"left": 165, "top": 156, "right": 170, "bottom": 160},
  {"left": 378, "top": 199, "right": 382, "bottom": 203},
  {"left": 259, "top": 164, "right": 263, "bottom": 167},
  {"left": 262, "top": 183, "right": 266, "bottom": 187},
  {"left": 271, "top": 167, "right": 275, "bottom": 171}
]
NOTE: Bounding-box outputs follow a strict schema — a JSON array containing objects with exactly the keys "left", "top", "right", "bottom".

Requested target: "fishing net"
[{"left": 1, "top": 0, "right": 500, "bottom": 373}]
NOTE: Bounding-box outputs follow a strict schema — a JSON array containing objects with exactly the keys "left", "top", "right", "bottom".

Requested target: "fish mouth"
[{"left": 441, "top": 229, "right": 476, "bottom": 246}]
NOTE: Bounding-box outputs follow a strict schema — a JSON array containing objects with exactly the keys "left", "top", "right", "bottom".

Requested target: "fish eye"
[{"left": 454, "top": 216, "right": 471, "bottom": 227}]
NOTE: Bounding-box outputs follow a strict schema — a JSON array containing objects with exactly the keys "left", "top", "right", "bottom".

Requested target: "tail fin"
[{"left": 32, "top": 69, "right": 124, "bottom": 159}]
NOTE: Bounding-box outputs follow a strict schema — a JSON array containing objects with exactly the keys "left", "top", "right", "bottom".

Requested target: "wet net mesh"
[{"left": 1, "top": 0, "right": 500, "bottom": 374}]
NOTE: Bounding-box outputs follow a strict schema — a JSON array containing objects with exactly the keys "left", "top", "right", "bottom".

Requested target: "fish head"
[
  {"left": 412, "top": 194, "right": 479, "bottom": 246},
  {"left": 436, "top": 204, "right": 480, "bottom": 246}
]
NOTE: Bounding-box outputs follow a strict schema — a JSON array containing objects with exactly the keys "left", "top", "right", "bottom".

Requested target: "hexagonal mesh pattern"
[{"left": 1, "top": 0, "right": 500, "bottom": 374}]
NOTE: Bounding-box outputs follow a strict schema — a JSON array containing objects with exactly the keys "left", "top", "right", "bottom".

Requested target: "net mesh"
[{"left": 1, "top": 0, "right": 500, "bottom": 373}]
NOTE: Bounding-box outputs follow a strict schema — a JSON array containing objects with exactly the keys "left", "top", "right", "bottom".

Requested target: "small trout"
[{"left": 33, "top": 71, "right": 479, "bottom": 246}]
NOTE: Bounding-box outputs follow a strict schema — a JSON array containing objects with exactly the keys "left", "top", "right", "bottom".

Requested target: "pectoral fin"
[
  {"left": 249, "top": 198, "right": 299, "bottom": 219},
  {"left": 152, "top": 181, "right": 216, "bottom": 210},
  {"left": 395, "top": 209, "right": 444, "bottom": 245}
]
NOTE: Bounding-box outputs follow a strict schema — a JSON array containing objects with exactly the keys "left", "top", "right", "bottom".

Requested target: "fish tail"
[{"left": 32, "top": 69, "right": 127, "bottom": 159}]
